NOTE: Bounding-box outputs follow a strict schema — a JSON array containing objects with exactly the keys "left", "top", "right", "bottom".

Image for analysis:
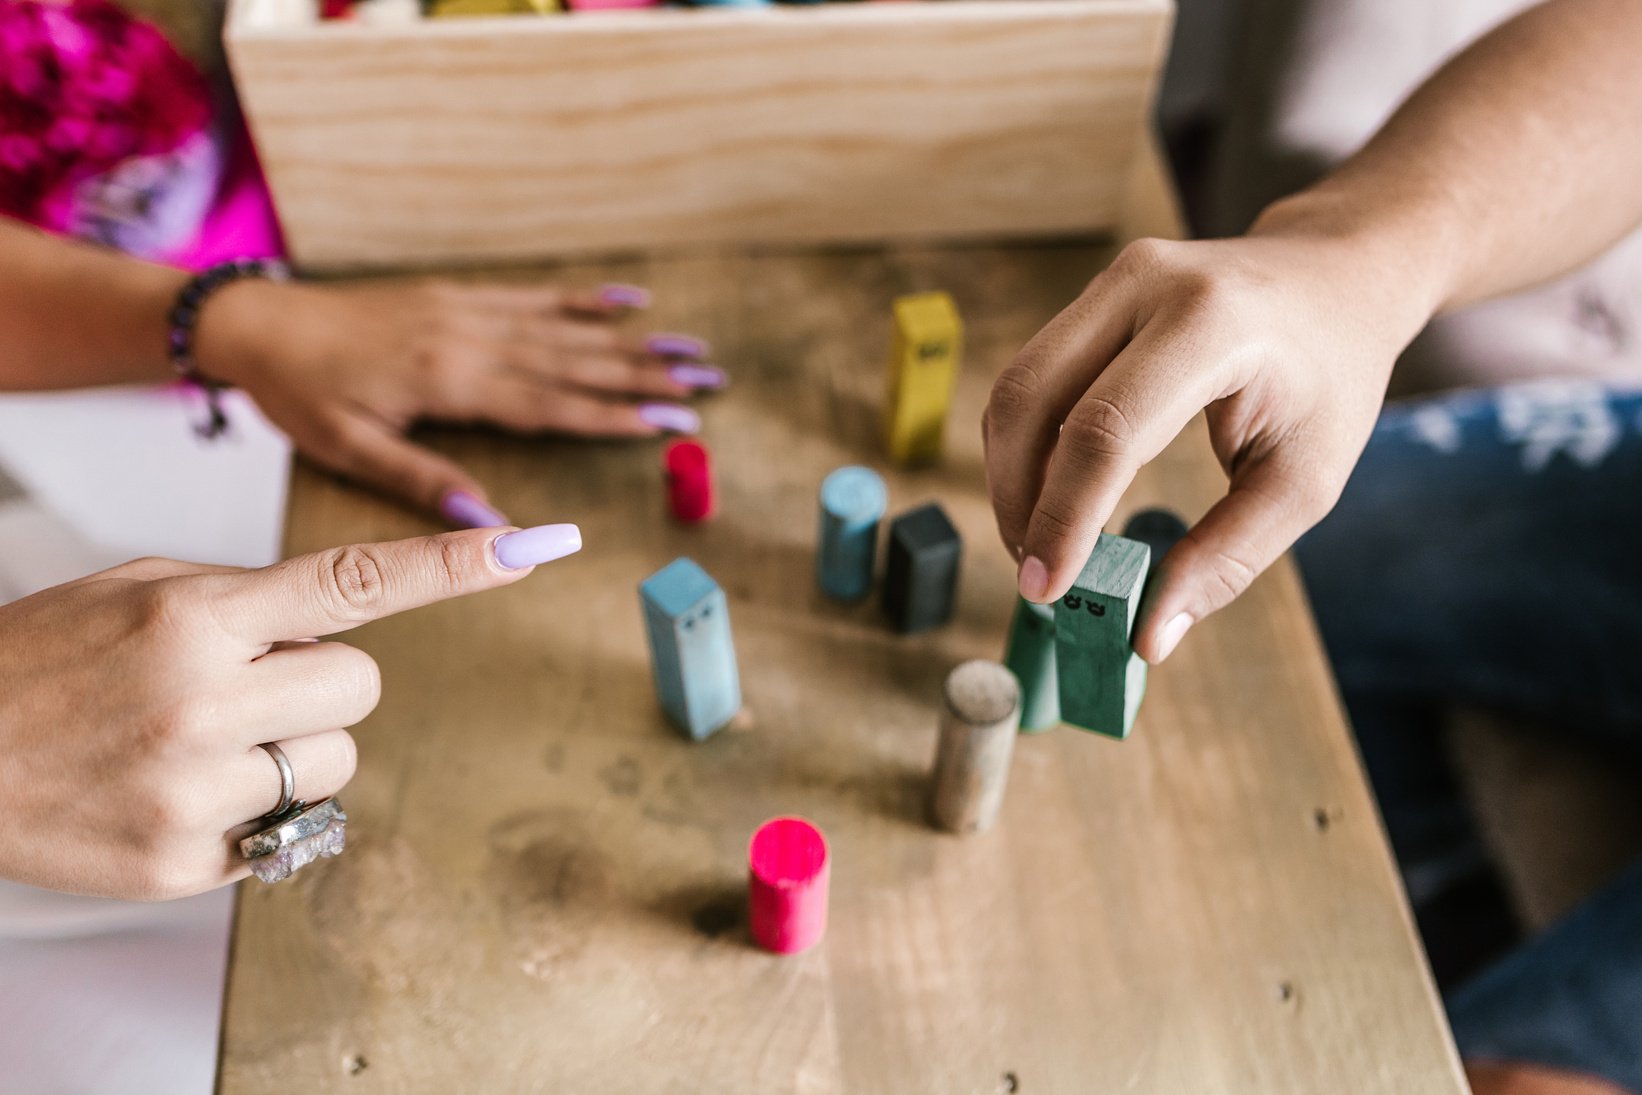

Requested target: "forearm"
[
  {"left": 0, "top": 218, "right": 187, "bottom": 390},
  {"left": 1252, "top": 0, "right": 1642, "bottom": 317}
]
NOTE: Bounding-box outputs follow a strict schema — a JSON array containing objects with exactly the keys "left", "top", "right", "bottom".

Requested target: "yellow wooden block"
[
  {"left": 884, "top": 291, "right": 963, "bottom": 466},
  {"left": 430, "top": 0, "right": 558, "bottom": 17}
]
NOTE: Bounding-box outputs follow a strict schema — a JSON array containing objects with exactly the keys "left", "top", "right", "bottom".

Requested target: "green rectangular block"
[
  {"left": 1003, "top": 596, "right": 1059, "bottom": 732},
  {"left": 1054, "top": 533, "right": 1150, "bottom": 739}
]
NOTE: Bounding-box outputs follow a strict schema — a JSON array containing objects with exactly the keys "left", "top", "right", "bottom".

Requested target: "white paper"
[
  {"left": 0, "top": 383, "right": 290, "bottom": 577},
  {"left": 0, "top": 383, "right": 292, "bottom": 1095}
]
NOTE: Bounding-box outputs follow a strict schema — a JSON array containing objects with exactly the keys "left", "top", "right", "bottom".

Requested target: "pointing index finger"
[
  {"left": 200, "top": 524, "right": 581, "bottom": 647},
  {"left": 1016, "top": 326, "right": 1216, "bottom": 605},
  {"left": 985, "top": 269, "right": 1140, "bottom": 558}
]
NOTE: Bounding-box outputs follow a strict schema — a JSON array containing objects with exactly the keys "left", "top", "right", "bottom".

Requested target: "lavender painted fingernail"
[
  {"left": 600, "top": 283, "right": 652, "bottom": 309},
  {"left": 648, "top": 333, "right": 710, "bottom": 359},
  {"left": 667, "top": 363, "right": 727, "bottom": 390},
  {"left": 493, "top": 523, "right": 583, "bottom": 570},
  {"left": 639, "top": 403, "right": 702, "bottom": 434},
  {"left": 440, "top": 489, "right": 508, "bottom": 529}
]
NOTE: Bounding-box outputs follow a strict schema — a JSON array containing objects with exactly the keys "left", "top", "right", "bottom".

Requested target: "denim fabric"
[
  {"left": 1448, "top": 857, "right": 1642, "bottom": 1087},
  {"left": 1295, "top": 379, "right": 1642, "bottom": 1091}
]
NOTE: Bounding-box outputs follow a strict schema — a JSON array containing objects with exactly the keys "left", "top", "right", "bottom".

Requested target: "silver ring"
[
  {"left": 240, "top": 798, "right": 347, "bottom": 884},
  {"left": 259, "top": 742, "right": 295, "bottom": 819}
]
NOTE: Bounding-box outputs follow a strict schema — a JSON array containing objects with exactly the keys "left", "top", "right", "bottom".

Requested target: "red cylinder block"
[
  {"left": 664, "top": 439, "right": 714, "bottom": 523},
  {"left": 748, "top": 817, "right": 829, "bottom": 954}
]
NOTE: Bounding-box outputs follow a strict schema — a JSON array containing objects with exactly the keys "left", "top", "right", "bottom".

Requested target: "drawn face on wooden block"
[
  {"left": 1060, "top": 593, "right": 1107, "bottom": 617},
  {"left": 681, "top": 600, "right": 714, "bottom": 631}
]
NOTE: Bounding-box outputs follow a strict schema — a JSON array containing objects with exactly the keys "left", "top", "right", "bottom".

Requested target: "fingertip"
[
  {"left": 637, "top": 403, "right": 701, "bottom": 434},
  {"left": 1138, "top": 611, "right": 1194, "bottom": 665},
  {"left": 1017, "top": 555, "right": 1051, "bottom": 603},
  {"left": 600, "top": 283, "right": 652, "bottom": 310},
  {"left": 439, "top": 489, "right": 509, "bottom": 530},
  {"left": 492, "top": 523, "right": 583, "bottom": 571},
  {"left": 666, "top": 364, "right": 727, "bottom": 391},
  {"left": 647, "top": 334, "right": 710, "bottom": 360},
  {"left": 1156, "top": 612, "right": 1194, "bottom": 660}
]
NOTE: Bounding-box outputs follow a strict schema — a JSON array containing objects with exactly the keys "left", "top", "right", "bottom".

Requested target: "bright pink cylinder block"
[
  {"left": 664, "top": 439, "right": 714, "bottom": 523},
  {"left": 748, "top": 817, "right": 829, "bottom": 954}
]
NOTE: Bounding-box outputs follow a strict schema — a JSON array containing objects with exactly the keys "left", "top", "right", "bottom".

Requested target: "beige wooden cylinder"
[{"left": 930, "top": 660, "right": 1022, "bottom": 834}]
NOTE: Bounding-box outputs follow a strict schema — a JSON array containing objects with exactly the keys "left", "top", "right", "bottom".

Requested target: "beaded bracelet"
[{"left": 167, "top": 258, "right": 291, "bottom": 439}]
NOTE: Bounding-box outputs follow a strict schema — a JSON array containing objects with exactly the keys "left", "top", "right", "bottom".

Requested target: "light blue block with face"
[{"left": 639, "top": 557, "right": 742, "bottom": 741}]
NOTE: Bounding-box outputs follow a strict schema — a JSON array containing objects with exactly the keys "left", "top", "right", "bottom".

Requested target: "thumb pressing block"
[{"left": 929, "top": 660, "right": 1021, "bottom": 834}]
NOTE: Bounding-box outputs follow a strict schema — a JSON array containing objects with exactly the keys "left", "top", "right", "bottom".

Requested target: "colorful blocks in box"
[
  {"left": 816, "top": 466, "right": 886, "bottom": 602},
  {"left": 883, "top": 502, "right": 961, "bottom": 633},
  {"left": 639, "top": 557, "right": 741, "bottom": 741},
  {"left": 1004, "top": 597, "right": 1058, "bottom": 732},
  {"left": 431, "top": 0, "right": 559, "bottom": 15},
  {"left": 1054, "top": 534, "right": 1149, "bottom": 739},
  {"left": 884, "top": 292, "right": 962, "bottom": 467}
]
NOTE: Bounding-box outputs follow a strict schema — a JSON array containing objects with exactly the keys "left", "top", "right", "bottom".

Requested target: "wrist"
[
  {"left": 113, "top": 260, "right": 192, "bottom": 384},
  {"left": 1248, "top": 185, "right": 1461, "bottom": 342},
  {"left": 188, "top": 273, "right": 297, "bottom": 391}
]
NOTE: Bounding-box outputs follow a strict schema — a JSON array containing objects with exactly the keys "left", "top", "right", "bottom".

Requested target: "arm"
[
  {"left": 0, "top": 218, "right": 184, "bottom": 389},
  {"left": 985, "top": 0, "right": 1642, "bottom": 661},
  {"left": 1277, "top": 0, "right": 1642, "bottom": 313}
]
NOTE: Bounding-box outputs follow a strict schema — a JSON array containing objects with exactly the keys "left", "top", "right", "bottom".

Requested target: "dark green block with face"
[{"left": 1053, "top": 534, "right": 1150, "bottom": 739}]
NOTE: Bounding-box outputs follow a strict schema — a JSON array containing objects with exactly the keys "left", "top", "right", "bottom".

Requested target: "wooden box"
[{"left": 224, "top": 0, "right": 1172, "bottom": 271}]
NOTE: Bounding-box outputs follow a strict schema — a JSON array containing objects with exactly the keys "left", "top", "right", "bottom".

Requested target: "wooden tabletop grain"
[{"left": 218, "top": 167, "right": 1468, "bottom": 1094}]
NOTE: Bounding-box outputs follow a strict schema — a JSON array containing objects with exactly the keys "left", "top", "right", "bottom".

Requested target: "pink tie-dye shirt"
[{"left": 0, "top": 0, "right": 282, "bottom": 270}]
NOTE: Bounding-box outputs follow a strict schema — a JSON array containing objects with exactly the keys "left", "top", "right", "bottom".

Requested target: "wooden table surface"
[{"left": 218, "top": 170, "right": 1469, "bottom": 1094}]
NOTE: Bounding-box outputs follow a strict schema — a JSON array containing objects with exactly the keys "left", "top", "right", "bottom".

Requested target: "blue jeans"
[{"left": 1295, "top": 380, "right": 1642, "bottom": 1090}]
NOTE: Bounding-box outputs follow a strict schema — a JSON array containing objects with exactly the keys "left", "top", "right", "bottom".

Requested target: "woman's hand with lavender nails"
[
  {"left": 0, "top": 524, "right": 579, "bottom": 900},
  {"left": 194, "top": 277, "right": 721, "bottom": 525}
]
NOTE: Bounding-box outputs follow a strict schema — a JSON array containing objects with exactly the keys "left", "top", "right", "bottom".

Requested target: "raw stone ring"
[{"left": 239, "top": 798, "right": 348, "bottom": 883}]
